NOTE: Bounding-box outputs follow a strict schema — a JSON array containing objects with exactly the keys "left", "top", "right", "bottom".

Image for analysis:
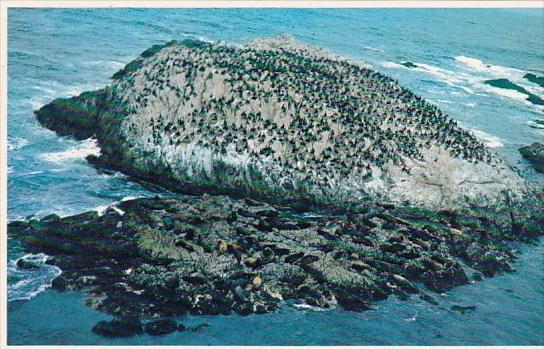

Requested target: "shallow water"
[{"left": 7, "top": 8, "right": 544, "bottom": 345}]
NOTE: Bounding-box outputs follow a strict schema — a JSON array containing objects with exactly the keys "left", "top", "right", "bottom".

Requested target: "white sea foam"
[
  {"left": 527, "top": 120, "right": 544, "bottom": 129},
  {"left": 34, "top": 79, "right": 105, "bottom": 99},
  {"left": 384, "top": 56, "right": 543, "bottom": 106},
  {"left": 434, "top": 99, "right": 454, "bottom": 104},
  {"left": 523, "top": 85, "right": 544, "bottom": 98},
  {"left": 7, "top": 137, "right": 29, "bottom": 151},
  {"left": 455, "top": 55, "right": 520, "bottom": 77},
  {"left": 87, "top": 60, "right": 126, "bottom": 70},
  {"left": 482, "top": 85, "right": 529, "bottom": 101},
  {"left": 41, "top": 138, "right": 101, "bottom": 163},
  {"left": 470, "top": 129, "right": 504, "bottom": 148},
  {"left": 412, "top": 63, "right": 465, "bottom": 86},
  {"left": 32, "top": 85, "right": 56, "bottom": 95},
  {"left": 381, "top": 61, "right": 402, "bottom": 69},
  {"left": 385, "top": 59, "right": 475, "bottom": 88},
  {"left": 427, "top": 88, "right": 446, "bottom": 95},
  {"left": 111, "top": 206, "right": 125, "bottom": 216},
  {"left": 12, "top": 170, "right": 45, "bottom": 178},
  {"left": 64, "top": 86, "right": 86, "bottom": 97},
  {"left": 180, "top": 32, "right": 216, "bottom": 44},
  {"left": 459, "top": 86, "right": 476, "bottom": 95},
  {"left": 29, "top": 97, "right": 47, "bottom": 110},
  {"left": 110, "top": 61, "right": 127, "bottom": 69},
  {"left": 454, "top": 56, "right": 543, "bottom": 100},
  {"left": 28, "top": 89, "right": 56, "bottom": 110},
  {"left": 67, "top": 83, "right": 104, "bottom": 96},
  {"left": 411, "top": 62, "right": 487, "bottom": 93},
  {"left": 7, "top": 253, "right": 62, "bottom": 302},
  {"left": 94, "top": 202, "right": 126, "bottom": 216},
  {"left": 94, "top": 204, "right": 111, "bottom": 216},
  {"left": 30, "top": 80, "right": 106, "bottom": 113},
  {"left": 455, "top": 55, "right": 543, "bottom": 99},
  {"left": 521, "top": 74, "right": 544, "bottom": 96},
  {"left": 293, "top": 302, "right": 327, "bottom": 311},
  {"left": 364, "top": 46, "right": 384, "bottom": 53},
  {"left": 455, "top": 55, "right": 485, "bottom": 70}
]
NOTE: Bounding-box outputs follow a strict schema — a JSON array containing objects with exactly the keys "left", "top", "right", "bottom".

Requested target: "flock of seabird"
[{"left": 118, "top": 41, "right": 492, "bottom": 181}]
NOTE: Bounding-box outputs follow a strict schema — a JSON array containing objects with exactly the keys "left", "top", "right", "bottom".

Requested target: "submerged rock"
[
  {"left": 16, "top": 258, "right": 40, "bottom": 270},
  {"left": 189, "top": 323, "right": 210, "bottom": 332},
  {"left": 144, "top": 319, "right": 180, "bottom": 336},
  {"left": 92, "top": 318, "right": 144, "bottom": 338},
  {"left": 400, "top": 61, "right": 418, "bottom": 69},
  {"left": 51, "top": 275, "right": 69, "bottom": 291},
  {"left": 519, "top": 142, "right": 544, "bottom": 173},
  {"left": 484, "top": 78, "right": 544, "bottom": 106},
  {"left": 450, "top": 305, "right": 477, "bottom": 314},
  {"left": 523, "top": 73, "right": 544, "bottom": 88}
]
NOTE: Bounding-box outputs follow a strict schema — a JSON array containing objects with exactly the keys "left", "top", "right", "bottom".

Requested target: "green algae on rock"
[{"left": 35, "top": 36, "right": 527, "bottom": 210}]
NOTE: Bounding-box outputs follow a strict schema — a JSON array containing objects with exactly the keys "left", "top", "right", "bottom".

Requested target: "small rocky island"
[
  {"left": 9, "top": 37, "right": 543, "bottom": 337},
  {"left": 519, "top": 142, "right": 544, "bottom": 173}
]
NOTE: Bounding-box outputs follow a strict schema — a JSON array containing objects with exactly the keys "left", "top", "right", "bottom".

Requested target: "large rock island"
[
  {"left": 35, "top": 36, "right": 525, "bottom": 209},
  {"left": 9, "top": 37, "right": 543, "bottom": 337}
]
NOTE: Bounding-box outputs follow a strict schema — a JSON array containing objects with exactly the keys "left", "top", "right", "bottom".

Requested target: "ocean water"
[{"left": 7, "top": 8, "right": 544, "bottom": 345}]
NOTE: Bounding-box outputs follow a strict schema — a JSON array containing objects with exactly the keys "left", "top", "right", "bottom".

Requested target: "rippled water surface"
[{"left": 7, "top": 8, "right": 544, "bottom": 345}]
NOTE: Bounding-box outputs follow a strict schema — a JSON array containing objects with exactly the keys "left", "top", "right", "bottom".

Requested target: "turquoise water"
[{"left": 7, "top": 9, "right": 544, "bottom": 345}]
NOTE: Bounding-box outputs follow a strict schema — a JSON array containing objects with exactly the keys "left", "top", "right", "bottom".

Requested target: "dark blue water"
[{"left": 7, "top": 9, "right": 544, "bottom": 345}]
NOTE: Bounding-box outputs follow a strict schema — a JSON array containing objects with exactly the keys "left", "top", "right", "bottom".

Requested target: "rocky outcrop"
[
  {"left": 8, "top": 192, "right": 543, "bottom": 336},
  {"left": 519, "top": 142, "right": 544, "bottom": 173},
  {"left": 35, "top": 37, "right": 526, "bottom": 210}
]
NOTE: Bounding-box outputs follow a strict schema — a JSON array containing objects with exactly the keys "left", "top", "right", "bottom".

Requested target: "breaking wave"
[
  {"left": 7, "top": 253, "right": 62, "bottom": 302},
  {"left": 470, "top": 128, "right": 504, "bottom": 148},
  {"left": 454, "top": 55, "right": 521, "bottom": 78},
  {"left": 381, "top": 61, "right": 402, "bottom": 69},
  {"left": 40, "top": 138, "right": 101, "bottom": 164},
  {"left": 364, "top": 46, "right": 384, "bottom": 53},
  {"left": 85, "top": 60, "right": 127, "bottom": 70},
  {"left": 382, "top": 55, "right": 544, "bottom": 107}
]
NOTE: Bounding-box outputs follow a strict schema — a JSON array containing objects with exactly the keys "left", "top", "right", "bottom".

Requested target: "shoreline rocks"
[
  {"left": 16, "top": 258, "right": 41, "bottom": 270},
  {"left": 8, "top": 192, "right": 543, "bottom": 337}
]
